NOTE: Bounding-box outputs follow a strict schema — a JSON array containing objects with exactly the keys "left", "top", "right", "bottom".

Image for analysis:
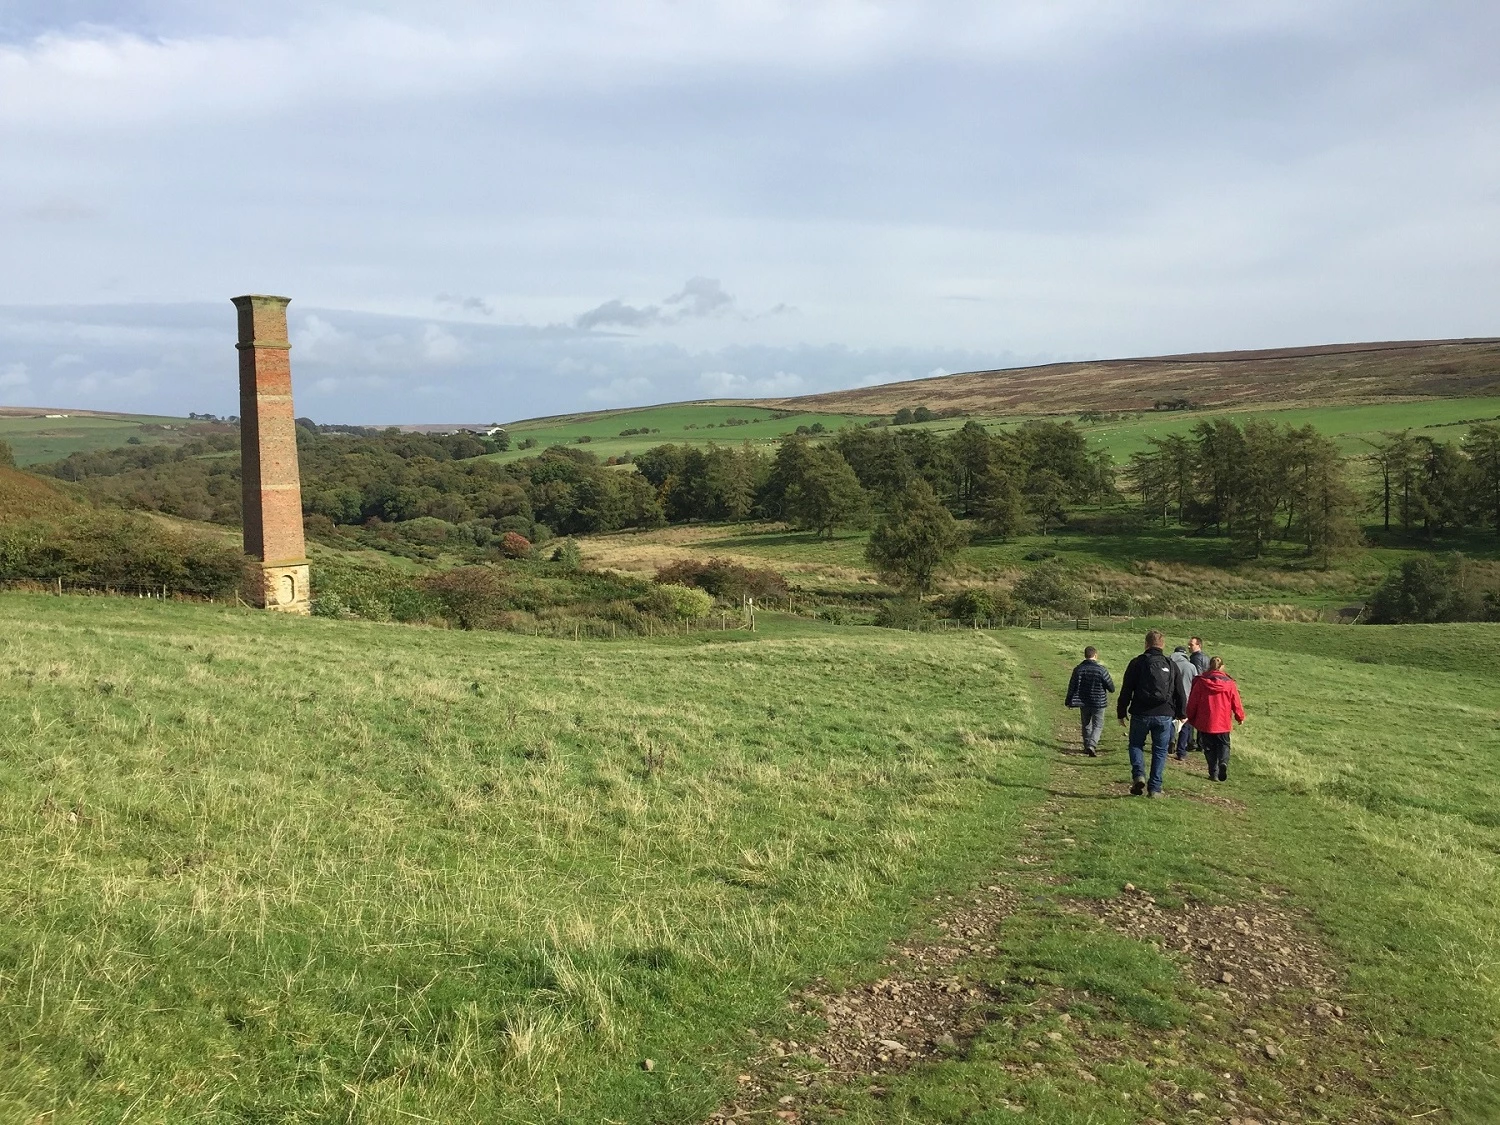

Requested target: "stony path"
[{"left": 708, "top": 654, "right": 1414, "bottom": 1124}]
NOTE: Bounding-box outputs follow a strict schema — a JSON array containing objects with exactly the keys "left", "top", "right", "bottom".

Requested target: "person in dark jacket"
[
  {"left": 1116, "top": 629, "right": 1188, "bottom": 797},
  {"left": 1188, "top": 636, "right": 1209, "bottom": 674},
  {"left": 1184, "top": 655, "right": 1245, "bottom": 781},
  {"left": 1169, "top": 645, "right": 1199, "bottom": 761},
  {"left": 1064, "top": 646, "right": 1115, "bottom": 757}
]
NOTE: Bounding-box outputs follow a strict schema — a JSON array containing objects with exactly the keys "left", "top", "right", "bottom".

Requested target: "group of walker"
[{"left": 1064, "top": 629, "right": 1245, "bottom": 797}]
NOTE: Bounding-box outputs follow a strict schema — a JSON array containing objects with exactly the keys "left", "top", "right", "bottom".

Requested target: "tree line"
[
  {"left": 1364, "top": 424, "right": 1500, "bottom": 539},
  {"left": 31, "top": 416, "right": 1500, "bottom": 576},
  {"left": 34, "top": 419, "right": 1116, "bottom": 553},
  {"left": 1126, "top": 419, "right": 1500, "bottom": 564},
  {"left": 1125, "top": 419, "right": 1361, "bottom": 566}
]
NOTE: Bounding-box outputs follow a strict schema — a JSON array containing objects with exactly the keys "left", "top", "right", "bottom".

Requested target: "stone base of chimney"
[{"left": 244, "top": 561, "right": 311, "bottom": 614}]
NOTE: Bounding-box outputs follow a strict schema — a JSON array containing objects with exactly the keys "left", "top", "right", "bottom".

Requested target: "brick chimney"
[{"left": 233, "top": 294, "right": 310, "bottom": 613}]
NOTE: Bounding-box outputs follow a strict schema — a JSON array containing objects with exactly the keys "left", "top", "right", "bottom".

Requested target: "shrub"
[
  {"left": 399, "top": 517, "right": 457, "bottom": 546},
  {"left": 1365, "top": 554, "right": 1497, "bottom": 624},
  {"left": 0, "top": 511, "right": 242, "bottom": 597},
  {"left": 1012, "top": 562, "right": 1084, "bottom": 614},
  {"left": 655, "top": 583, "right": 714, "bottom": 620},
  {"left": 654, "top": 557, "right": 789, "bottom": 601},
  {"left": 310, "top": 591, "right": 349, "bottom": 618},
  {"left": 873, "top": 598, "right": 931, "bottom": 630},
  {"left": 943, "top": 587, "right": 1012, "bottom": 623},
  {"left": 550, "top": 539, "right": 583, "bottom": 567},
  {"left": 422, "top": 566, "right": 509, "bottom": 629},
  {"left": 500, "top": 531, "right": 532, "bottom": 559}
]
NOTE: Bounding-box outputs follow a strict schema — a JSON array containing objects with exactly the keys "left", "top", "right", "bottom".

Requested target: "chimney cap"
[{"left": 230, "top": 294, "right": 292, "bottom": 307}]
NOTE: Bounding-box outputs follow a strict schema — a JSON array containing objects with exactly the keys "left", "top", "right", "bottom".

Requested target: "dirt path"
[{"left": 708, "top": 644, "right": 1413, "bottom": 1124}]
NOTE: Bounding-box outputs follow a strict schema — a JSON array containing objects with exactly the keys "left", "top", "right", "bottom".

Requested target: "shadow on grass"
[{"left": 700, "top": 528, "right": 863, "bottom": 550}]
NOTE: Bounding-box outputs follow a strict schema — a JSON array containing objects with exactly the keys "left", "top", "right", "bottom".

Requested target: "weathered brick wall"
[{"left": 233, "top": 295, "right": 307, "bottom": 569}]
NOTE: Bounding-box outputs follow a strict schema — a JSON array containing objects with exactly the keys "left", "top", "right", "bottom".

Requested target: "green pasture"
[
  {"left": 490, "top": 394, "right": 1500, "bottom": 468},
  {"left": 1074, "top": 395, "right": 1500, "bottom": 460},
  {"left": 0, "top": 412, "right": 189, "bottom": 465},
  {"left": 2, "top": 598, "right": 1498, "bottom": 1120},
  {"left": 660, "top": 518, "right": 1499, "bottom": 613},
  {"left": 816, "top": 624, "right": 1500, "bottom": 1123},
  {"left": 0, "top": 595, "right": 1041, "bottom": 1122},
  {"left": 787, "top": 395, "right": 1500, "bottom": 460},
  {"left": 492, "top": 403, "right": 878, "bottom": 464}
]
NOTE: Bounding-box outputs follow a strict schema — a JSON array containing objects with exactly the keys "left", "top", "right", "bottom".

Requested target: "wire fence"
[{"left": 0, "top": 578, "right": 221, "bottom": 601}]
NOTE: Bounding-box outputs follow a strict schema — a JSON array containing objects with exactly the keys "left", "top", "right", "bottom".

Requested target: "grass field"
[
  {"left": 799, "top": 621, "right": 1500, "bottom": 1123},
  {"left": 579, "top": 517, "right": 1500, "bottom": 618},
  {"left": 0, "top": 597, "right": 1041, "bottom": 1122},
  {"left": 727, "top": 396, "right": 1500, "bottom": 461},
  {"left": 1076, "top": 395, "right": 1500, "bottom": 459},
  {"left": 493, "top": 404, "right": 879, "bottom": 465},
  {"left": 1, "top": 595, "right": 1497, "bottom": 1121},
  {"left": 482, "top": 392, "right": 1500, "bottom": 472},
  {"left": 0, "top": 412, "right": 191, "bottom": 466}
]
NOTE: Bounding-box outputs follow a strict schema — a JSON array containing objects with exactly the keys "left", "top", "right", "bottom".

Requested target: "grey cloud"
[
  {"left": 664, "top": 276, "right": 734, "bottom": 319},
  {"left": 574, "top": 299, "right": 662, "bottom": 331},
  {"left": 2, "top": 3, "right": 1498, "bottom": 388},
  {"left": 435, "top": 292, "right": 493, "bottom": 316},
  {"left": 0, "top": 302, "right": 1006, "bottom": 423},
  {"left": 20, "top": 198, "right": 98, "bottom": 222},
  {"left": 576, "top": 276, "right": 737, "bottom": 331}
]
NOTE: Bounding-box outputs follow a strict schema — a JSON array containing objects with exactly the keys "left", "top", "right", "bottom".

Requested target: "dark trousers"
[
  {"left": 1175, "top": 720, "right": 1194, "bottom": 758},
  {"left": 1200, "top": 731, "right": 1231, "bottom": 780},
  {"left": 1079, "top": 705, "right": 1105, "bottom": 753}
]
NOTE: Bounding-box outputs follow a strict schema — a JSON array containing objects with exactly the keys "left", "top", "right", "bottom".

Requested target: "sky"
[{"left": 2, "top": 1, "right": 1497, "bottom": 424}]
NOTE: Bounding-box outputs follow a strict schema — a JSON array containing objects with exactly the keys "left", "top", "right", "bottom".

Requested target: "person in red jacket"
[{"left": 1184, "top": 656, "right": 1245, "bottom": 781}]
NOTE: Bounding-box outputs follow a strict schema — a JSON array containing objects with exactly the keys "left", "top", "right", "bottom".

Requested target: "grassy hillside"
[
  {"left": 486, "top": 394, "right": 1500, "bottom": 467},
  {"left": 494, "top": 403, "right": 878, "bottom": 464},
  {"left": 2, "top": 597, "right": 1497, "bottom": 1121},
  {"left": 881, "top": 394, "right": 1500, "bottom": 461},
  {"left": 580, "top": 517, "right": 1500, "bottom": 619},
  {"left": 0, "top": 464, "right": 79, "bottom": 523},
  {"left": 0, "top": 409, "right": 195, "bottom": 465},
  {"left": 0, "top": 596, "right": 1042, "bottom": 1122},
  {"left": 764, "top": 338, "right": 1500, "bottom": 416},
  {"left": 797, "top": 623, "right": 1500, "bottom": 1123}
]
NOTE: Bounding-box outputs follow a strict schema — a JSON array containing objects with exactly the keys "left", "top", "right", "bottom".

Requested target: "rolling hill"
[
  {"left": 756, "top": 337, "right": 1500, "bottom": 416},
  {"left": 0, "top": 463, "right": 80, "bottom": 523},
  {"left": 0, "top": 408, "right": 192, "bottom": 465}
]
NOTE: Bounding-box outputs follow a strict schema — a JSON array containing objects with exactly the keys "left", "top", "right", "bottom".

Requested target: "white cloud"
[
  {"left": 1, "top": 2, "right": 1497, "bottom": 414},
  {"left": 586, "top": 376, "right": 654, "bottom": 404},
  {"left": 0, "top": 362, "right": 30, "bottom": 389},
  {"left": 292, "top": 314, "right": 351, "bottom": 360},
  {"left": 421, "top": 323, "right": 464, "bottom": 362},
  {"left": 697, "top": 369, "right": 805, "bottom": 396}
]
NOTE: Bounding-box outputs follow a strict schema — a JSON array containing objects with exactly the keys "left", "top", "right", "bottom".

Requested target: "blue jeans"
[{"left": 1128, "top": 714, "right": 1175, "bottom": 794}]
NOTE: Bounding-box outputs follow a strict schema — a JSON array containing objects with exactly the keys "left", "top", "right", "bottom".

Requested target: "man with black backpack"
[{"left": 1116, "top": 629, "right": 1188, "bottom": 797}]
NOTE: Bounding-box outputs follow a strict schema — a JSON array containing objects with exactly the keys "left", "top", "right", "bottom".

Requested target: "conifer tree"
[{"left": 865, "top": 478, "right": 967, "bottom": 595}]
